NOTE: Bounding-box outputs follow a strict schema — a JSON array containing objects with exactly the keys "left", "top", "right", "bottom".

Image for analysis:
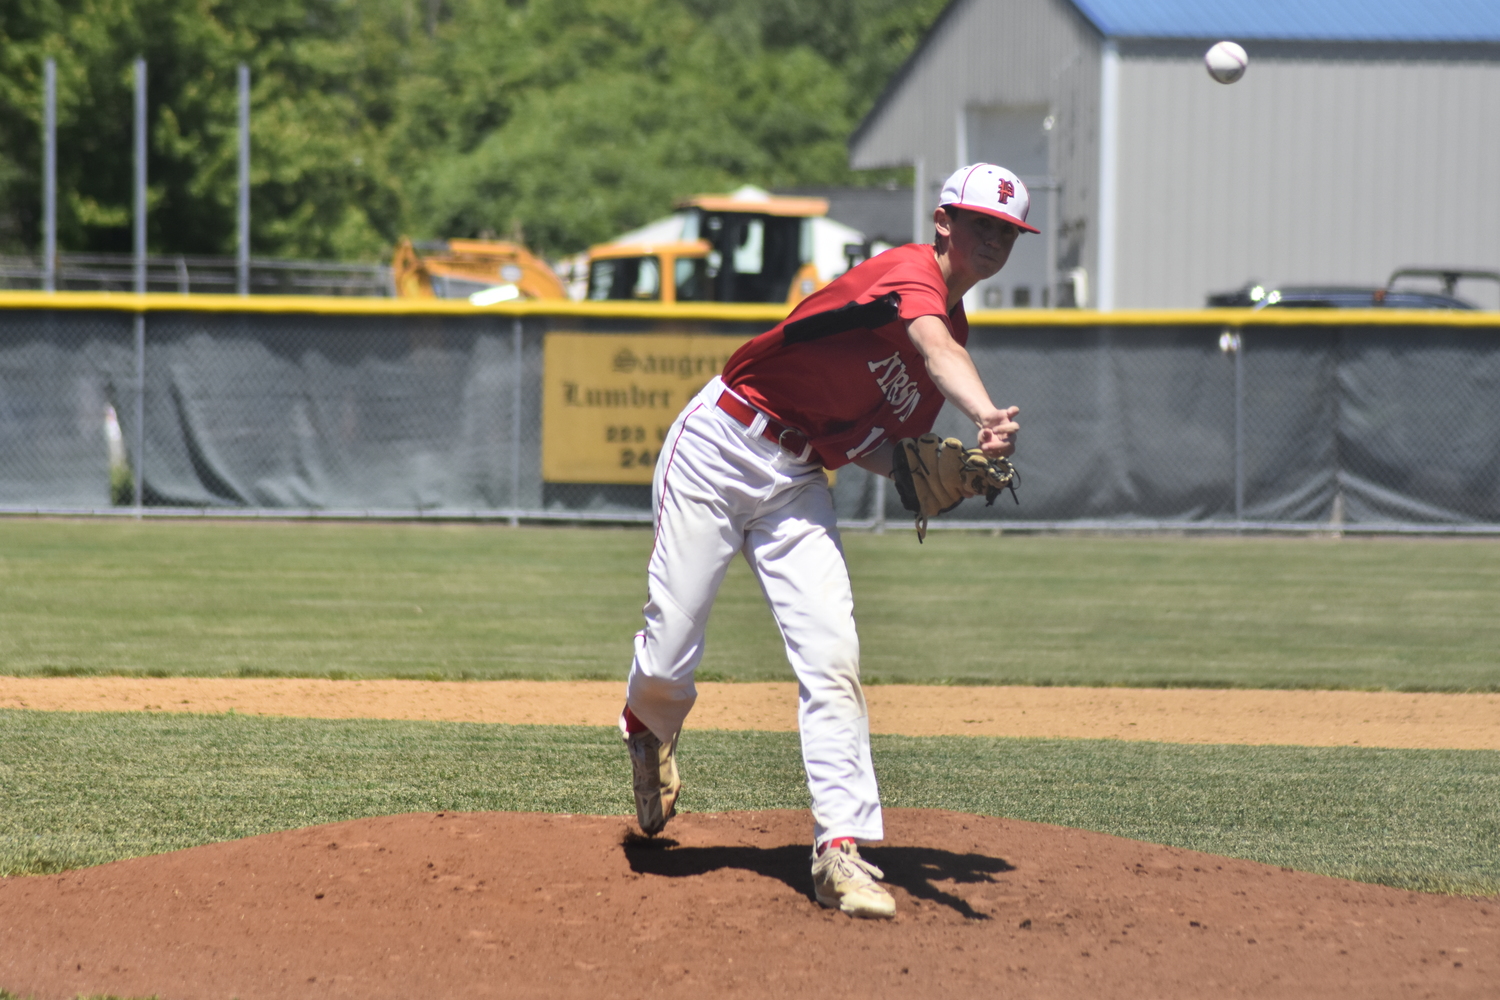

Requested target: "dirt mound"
[{"left": 1, "top": 809, "right": 1495, "bottom": 999}]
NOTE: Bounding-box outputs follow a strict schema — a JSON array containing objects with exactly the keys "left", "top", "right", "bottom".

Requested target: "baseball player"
[{"left": 622, "top": 164, "right": 1035, "bottom": 918}]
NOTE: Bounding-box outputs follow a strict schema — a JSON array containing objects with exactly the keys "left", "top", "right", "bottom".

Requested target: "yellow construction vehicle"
[
  {"left": 392, "top": 237, "right": 567, "bottom": 302},
  {"left": 584, "top": 188, "right": 866, "bottom": 307}
]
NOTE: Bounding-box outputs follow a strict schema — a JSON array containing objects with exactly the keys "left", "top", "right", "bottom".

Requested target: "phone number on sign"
[{"left": 606, "top": 425, "right": 667, "bottom": 469}]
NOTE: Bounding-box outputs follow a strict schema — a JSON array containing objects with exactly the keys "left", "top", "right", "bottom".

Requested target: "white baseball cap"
[{"left": 939, "top": 163, "right": 1039, "bottom": 234}]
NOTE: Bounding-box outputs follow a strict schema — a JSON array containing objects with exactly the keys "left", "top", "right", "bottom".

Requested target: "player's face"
[{"left": 945, "top": 208, "right": 1022, "bottom": 279}]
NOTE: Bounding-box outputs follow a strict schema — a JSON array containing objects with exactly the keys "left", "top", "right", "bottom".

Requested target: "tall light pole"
[
  {"left": 133, "top": 58, "right": 146, "bottom": 294},
  {"left": 237, "top": 63, "right": 250, "bottom": 295},
  {"left": 42, "top": 58, "right": 57, "bottom": 292},
  {"left": 133, "top": 57, "right": 146, "bottom": 512}
]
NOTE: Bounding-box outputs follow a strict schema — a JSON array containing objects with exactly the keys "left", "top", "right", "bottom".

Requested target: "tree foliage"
[{"left": 0, "top": 0, "right": 946, "bottom": 260}]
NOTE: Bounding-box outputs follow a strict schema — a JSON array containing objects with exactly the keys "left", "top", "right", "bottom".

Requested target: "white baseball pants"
[{"left": 625, "top": 376, "right": 884, "bottom": 847}]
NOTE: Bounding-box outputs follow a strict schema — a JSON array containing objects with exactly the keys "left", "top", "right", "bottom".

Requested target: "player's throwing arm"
[{"left": 879, "top": 171, "right": 1030, "bottom": 540}]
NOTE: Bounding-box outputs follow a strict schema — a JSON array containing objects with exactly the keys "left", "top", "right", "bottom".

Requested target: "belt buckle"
[{"left": 777, "top": 426, "right": 813, "bottom": 463}]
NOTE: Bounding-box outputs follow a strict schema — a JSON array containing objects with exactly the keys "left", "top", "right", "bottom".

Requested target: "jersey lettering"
[
  {"left": 867, "top": 351, "right": 922, "bottom": 423},
  {"left": 721, "top": 245, "right": 962, "bottom": 469},
  {"left": 868, "top": 352, "right": 902, "bottom": 385},
  {"left": 893, "top": 386, "right": 921, "bottom": 422},
  {"left": 844, "top": 426, "right": 886, "bottom": 460}
]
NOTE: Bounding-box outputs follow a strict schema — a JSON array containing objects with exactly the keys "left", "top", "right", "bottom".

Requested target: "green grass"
[
  {"left": 1, "top": 518, "right": 1498, "bottom": 689},
  {"left": 2, "top": 710, "right": 1497, "bottom": 895}
]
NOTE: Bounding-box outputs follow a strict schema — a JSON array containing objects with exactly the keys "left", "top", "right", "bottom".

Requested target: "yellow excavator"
[
  {"left": 391, "top": 237, "right": 567, "bottom": 302},
  {"left": 392, "top": 187, "right": 867, "bottom": 307}
]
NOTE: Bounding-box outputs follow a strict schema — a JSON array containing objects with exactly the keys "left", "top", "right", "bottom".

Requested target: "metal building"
[{"left": 850, "top": 0, "right": 1500, "bottom": 310}]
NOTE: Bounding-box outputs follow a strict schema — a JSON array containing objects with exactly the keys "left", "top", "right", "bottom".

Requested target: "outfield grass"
[
  {"left": 1, "top": 519, "right": 1497, "bottom": 689},
  {"left": 2, "top": 710, "right": 1496, "bottom": 895}
]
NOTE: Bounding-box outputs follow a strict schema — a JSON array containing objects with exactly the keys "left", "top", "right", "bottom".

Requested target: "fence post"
[
  {"left": 133, "top": 312, "right": 145, "bottom": 514},
  {"left": 510, "top": 317, "right": 523, "bottom": 526},
  {"left": 1234, "top": 329, "right": 1244, "bottom": 523},
  {"left": 1219, "top": 327, "right": 1243, "bottom": 523},
  {"left": 1330, "top": 332, "right": 1344, "bottom": 535}
]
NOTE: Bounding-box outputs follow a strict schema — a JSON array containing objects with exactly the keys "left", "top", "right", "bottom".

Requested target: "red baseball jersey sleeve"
[{"left": 721, "top": 243, "right": 966, "bottom": 469}]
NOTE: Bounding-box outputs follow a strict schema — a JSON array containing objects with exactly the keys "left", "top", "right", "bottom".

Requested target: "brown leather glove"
[{"left": 890, "top": 434, "right": 1018, "bottom": 541}]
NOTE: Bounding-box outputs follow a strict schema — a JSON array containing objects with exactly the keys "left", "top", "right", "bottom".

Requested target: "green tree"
[
  {"left": 0, "top": 0, "right": 405, "bottom": 259},
  {"left": 0, "top": 0, "right": 948, "bottom": 261},
  {"left": 392, "top": 0, "right": 855, "bottom": 252},
  {"left": 389, "top": 0, "right": 947, "bottom": 254}
]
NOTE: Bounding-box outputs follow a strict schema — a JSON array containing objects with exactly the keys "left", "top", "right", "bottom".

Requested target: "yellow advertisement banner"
[{"left": 542, "top": 332, "right": 752, "bottom": 484}]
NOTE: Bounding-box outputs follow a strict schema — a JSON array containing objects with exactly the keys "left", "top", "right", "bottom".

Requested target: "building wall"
[
  {"left": 850, "top": 0, "right": 1103, "bottom": 305},
  {"left": 775, "top": 187, "right": 917, "bottom": 245},
  {"left": 1114, "top": 44, "right": 1500, "bottom": 308}
]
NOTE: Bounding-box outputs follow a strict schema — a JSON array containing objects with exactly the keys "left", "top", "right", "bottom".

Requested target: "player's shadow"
[{"left": 622, "top": 833, "right": 1013, "bottom": 920}]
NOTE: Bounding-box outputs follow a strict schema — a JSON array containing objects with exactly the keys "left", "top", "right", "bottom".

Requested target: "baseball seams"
[{"left": 1205, "top": 40, "right": 1249, "bottom": 83}]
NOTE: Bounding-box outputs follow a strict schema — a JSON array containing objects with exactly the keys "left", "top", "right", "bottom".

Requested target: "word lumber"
[{"left": 542, "top": 332, "right": 750, "bottom": 484}]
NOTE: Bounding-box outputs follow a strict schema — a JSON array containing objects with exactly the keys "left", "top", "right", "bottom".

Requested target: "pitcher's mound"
[{"left": 1, "top": 809, "right": 1494, "bottom": 999}]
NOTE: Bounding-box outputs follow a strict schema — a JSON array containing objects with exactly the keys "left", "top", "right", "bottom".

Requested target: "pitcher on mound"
[{"left": 622, "top": 164, "right": 1034, "bottom": 918}]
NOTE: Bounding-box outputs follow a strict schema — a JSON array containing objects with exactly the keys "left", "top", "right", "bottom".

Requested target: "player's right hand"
[{"left": 977, "top": 406, "right": 1020, "bottom": 457}]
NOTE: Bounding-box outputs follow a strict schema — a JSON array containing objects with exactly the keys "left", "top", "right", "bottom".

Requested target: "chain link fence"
[
  {"left": 2, "top": 300, "right": 1498, "bottom": 531},
  {"left": 0, "top": 253, "right": 391, "bottom": 297}
]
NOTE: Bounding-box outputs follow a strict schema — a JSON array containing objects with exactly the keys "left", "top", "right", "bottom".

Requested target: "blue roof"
[{"left": 1069, "top": 0, "right": 1500, "bottom": 41}]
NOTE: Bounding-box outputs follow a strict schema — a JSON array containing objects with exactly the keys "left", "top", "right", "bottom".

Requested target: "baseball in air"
[{"left": 1205, "top": 41, "right": 1248, "bottom": 84}]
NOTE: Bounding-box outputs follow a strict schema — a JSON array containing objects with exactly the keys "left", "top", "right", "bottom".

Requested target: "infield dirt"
[
  {"left": 5, "top": 676, "right": 1500, "bottom": 748},
  {"left": 2, "top": 809, "right": 1496, "bottom": 1000}
]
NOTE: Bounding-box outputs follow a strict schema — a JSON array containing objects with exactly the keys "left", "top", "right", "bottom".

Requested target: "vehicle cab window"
[
  {"left": 675, "top": 257, "right": 709, "bottom": 302},
  {"left": 588, "top": 257, "right": 662, "bottom": 301},
  {"left": 632, "top": 257, "right": 661, "bottom": 299}
]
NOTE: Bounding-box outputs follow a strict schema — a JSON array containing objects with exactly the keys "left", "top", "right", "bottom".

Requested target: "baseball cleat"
[
  {"left": 623, "top": 720, "right": 680, "bottom": 835},
  {"left": 811, "top": 841, "right": 896, "bottom": 919}
]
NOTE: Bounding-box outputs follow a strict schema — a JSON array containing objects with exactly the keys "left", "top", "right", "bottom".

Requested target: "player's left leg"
[
  {"left": 744, "top": 471, "right": 893, "bottom": 917},
  {"left": 743, "top": 471, "right": 883, "bottom": 848}
]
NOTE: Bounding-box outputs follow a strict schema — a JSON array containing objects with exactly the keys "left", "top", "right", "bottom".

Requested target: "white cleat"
[
  {"left": 623, "top": 721, "right": 680, "bottom": 835},
  {"left": 811, "top": 841, "right": 896, "bottom": 919}
]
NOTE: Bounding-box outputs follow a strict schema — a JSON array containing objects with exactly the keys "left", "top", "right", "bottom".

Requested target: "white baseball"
[{"left": 1205, "top": 41, "right": 1248, "bottom": 84}]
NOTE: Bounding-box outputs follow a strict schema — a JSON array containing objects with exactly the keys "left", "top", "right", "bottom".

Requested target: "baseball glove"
[{"left": 890, "top": 433, "right": 1019, "bottom": 542}]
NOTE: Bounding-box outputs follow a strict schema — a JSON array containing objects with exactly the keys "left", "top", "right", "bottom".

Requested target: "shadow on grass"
[{"left": 622, "top": 833, "right": 1013, "bottom": 919}]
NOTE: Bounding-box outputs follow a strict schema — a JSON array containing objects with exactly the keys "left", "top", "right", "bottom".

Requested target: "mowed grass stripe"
[
  {"left": 2, "top": 710, "right": 1496, "bottom": 895},
  {"left": 2, "top": 519, "right": 1498, "bottom": 690}
]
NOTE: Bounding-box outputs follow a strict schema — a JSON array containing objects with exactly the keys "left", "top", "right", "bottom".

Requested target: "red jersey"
[{"left": 721, "top": 243, "right": 964, "bottom": 469}]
